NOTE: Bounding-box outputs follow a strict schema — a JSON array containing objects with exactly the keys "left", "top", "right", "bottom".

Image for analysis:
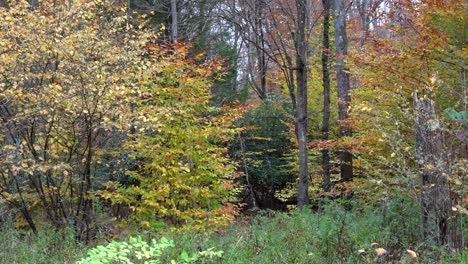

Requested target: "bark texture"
[
  {"left": 321, "top": 0, "right": 332, "bottom": 192},
  {"left": 414, "top": 92, "right": 451, "bottom": 245},
  {"left": 333, "top": 0, "right": 353, "bottom": 181},
  {"left": 171, "top": 0, "right": 178, "bottom": 43},
  {"left": 296, "top": 0, "right": 309, "bottom": 207}
]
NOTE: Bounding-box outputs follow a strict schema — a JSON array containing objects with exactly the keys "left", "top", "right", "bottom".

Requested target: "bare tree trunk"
[
  {"left": 233, "top": 17, "right": 240, "bottom": 93},
  {"left": 14, "top": 175, "right": 38, "bottom": 235},
  {"left": 321, "top": 0, "right": 332, "bottom": 192},
  {"left": 238, "top": 133, "right": 258, "bottom": 208},
  {"left": 296, "top": 0, "right": 309, "bottom": 208},
  {"left": 171, "top": 0, "right": 178, "bottom": 43},
  {"left": 239, "top": 0, "right": 268, "bottom": 100},
  {"left": 0, "top": 0, "right": 8, "bottom": 8},
  {"left": 414, "top": 91, "right": 451, "bottom": 246},
  {"left": 255, "top": 1, "right": 267, "bottom": 99},
  {"left": 333, "top": 0, "right": 353, "bottom": 182}
]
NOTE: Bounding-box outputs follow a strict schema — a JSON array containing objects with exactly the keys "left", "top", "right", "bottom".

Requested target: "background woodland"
[{"left": 0, "top": 0, "right": 466, "bottom": 262}]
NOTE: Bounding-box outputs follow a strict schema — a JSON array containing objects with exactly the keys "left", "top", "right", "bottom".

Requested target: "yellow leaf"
[
  {"left": 406, "top": 249, "right": 417, "bottom": 258},
  {"left": 141, "top": 221, "right": 150, "bottom": 228},
  {"left": 426, "top": 164, "right": 435, "bottom": 169},
  {"left": 455, "top": 205, "right": 468, "bottom": 215},
  {"left": 375, "top": 248, "right": 387, "bottom": 256}
]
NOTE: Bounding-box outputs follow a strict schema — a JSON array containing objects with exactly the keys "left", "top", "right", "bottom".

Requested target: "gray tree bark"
[
  {"left": 296, "top": 0, "right": 309, "bottom": 207},
  {"left": 321, "top": 0, "right": 332, "bottom": 192},
  {"left": 333, "top": 0, "right": 353, "bottom": 181},
  {"left": 171, "top": 0, "right": 178, "bottom": 43},
  {"left": 254, "top": 1, "right": 267, "bottom": 99},
  {"left": 414, "top": 91, "right": 451, "bottom": 246}
]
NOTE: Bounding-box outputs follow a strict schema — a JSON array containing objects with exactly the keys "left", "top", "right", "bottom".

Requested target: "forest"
[{"left": 0, "top": 0, "right": 466, "bottom": 263}]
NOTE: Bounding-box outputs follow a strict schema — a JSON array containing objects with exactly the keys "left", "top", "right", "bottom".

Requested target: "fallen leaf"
[
  {"left": 455, "top": 205, "right": 468, "bottom": 215},
  {"left": 375, "top": 248, "right": 387, "bottom": 256},
  {"left": 406, "top": 249, "right": 417, "bottom": 258}
]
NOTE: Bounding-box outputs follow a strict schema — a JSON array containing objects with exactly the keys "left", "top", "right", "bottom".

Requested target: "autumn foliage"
[
  {"left": 0, "top": 0, "right": 239, "bottom": 238},
  {"left": 97, "top": 42, "right": 240, "bottom": 231}
]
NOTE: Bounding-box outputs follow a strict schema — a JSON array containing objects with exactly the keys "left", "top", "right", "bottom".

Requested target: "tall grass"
[
  {"left": 0, "top": 224, "right": 86, "bottom": 264},
  {"left": 156, "top": 197, "right": 466, "bottom": 263},
  {"left": 2, "top": 197, "right": 466, "bottom": 263}
]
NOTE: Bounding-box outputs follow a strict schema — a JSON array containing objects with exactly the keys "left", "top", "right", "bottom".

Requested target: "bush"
[
  {"left": 78, "top": 237, "right": 174, "bottom": 264},
  {"left": 78, "top": 236, "right": 223, "bottom": 264}
]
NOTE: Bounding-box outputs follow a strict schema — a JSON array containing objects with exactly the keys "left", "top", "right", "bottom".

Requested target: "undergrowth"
[
  {"left": 155, "top": 197, "right": 466, "bottom": 263},
  {"left": 0, "top": 224, "right": 86, "bottom": 264},
  {"left": 1, "top": 197, "right": 466, "bottom": 263}
]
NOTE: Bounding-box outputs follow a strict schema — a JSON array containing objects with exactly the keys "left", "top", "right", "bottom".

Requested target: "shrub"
[{"left": 78, "top": 236, "right": 223, "bottom": 264}]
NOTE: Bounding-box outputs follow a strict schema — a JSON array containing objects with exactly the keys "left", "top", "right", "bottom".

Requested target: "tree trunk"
[
  {"left": 296, "top": 0, "right": 309, "bottom": 208},
  {"left": 255, "top": 1, "right": 267, "bottom": 99},
  {"left": 321, "top": 0, "right": 332, "bottom": 192},
  {"left": 0, "top": 0, "right": 8, "bottom": 8},
  {"left": 333, "top": 0, "right": 353, "bottom": 182},
  {"left": 238, "top": 133, "right": 258, "bottom": 208},
  {"left": 171, "top": 0, "right": 178, "bottom": 43},
  {"left": 414, "top": 91, "right": 451, "bottom": 246}
]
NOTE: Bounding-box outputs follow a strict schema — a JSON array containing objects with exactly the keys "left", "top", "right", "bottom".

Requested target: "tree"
[
  {"left": 98, "top": 42, "right": 240, "bottom": 230},
  {"left": 231, "top": 97, "right": 294, "bottom": 209},
  {"left": 226, "top": 0, "right": 269, "bottom": 100},
  {"left": 350, "top": 0, "right": 466, "bottom": 248},
  {"left": 414, "top": 91, "right": 451, "bottom": 245},
  {"left": 295, "top": 0, "right": 310, "bottom": 207},
  {"left": 229, "top": 0, "right": 315, "bottom": 207},
  {"left": 353, "top": 0, "right": 384, "bottom": 45},
  {"left": 0, "top": 0, "right": 240, "bottom": 236},
  {"left": 321, "top": 0, "right": 332, "bottom": 191},
  {"left": 333, "top": 0, "right": 353, "bottom": 181},
  {"left": 170, "top": 0, "right": 178, "bottom": 43},
  {"left": 0, "top": 0, "right": 140, "bottom": 239}
]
